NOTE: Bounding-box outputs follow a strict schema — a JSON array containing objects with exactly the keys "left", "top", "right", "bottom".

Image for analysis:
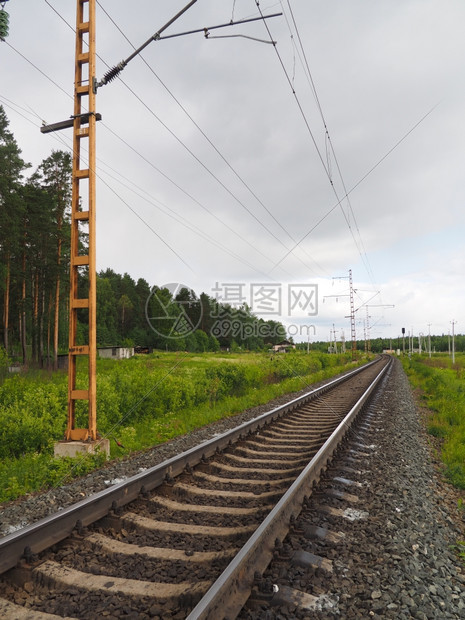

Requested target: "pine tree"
[
  {"left": 0, "top": 106, "right": 30, "bottom": 353},
  {"left": 35, "top": 151, "right": 72, "bottom": 367}
]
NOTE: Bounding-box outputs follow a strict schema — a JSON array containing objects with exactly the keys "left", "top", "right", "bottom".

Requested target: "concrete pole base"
[{"left": 54, "top": 438, "right": 110, "bottom": 459}]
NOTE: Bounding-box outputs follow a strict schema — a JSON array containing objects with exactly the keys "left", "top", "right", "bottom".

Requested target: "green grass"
[
  {"left": 402, "top": 353, "right": 465, "bottom": 488},
  {"left": 0, "top": 350, "right": 367, "bottom": 502}
]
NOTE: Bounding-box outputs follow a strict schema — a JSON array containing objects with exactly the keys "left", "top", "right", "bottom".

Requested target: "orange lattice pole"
[{"left": 66, "top": 0, "right": 97, "bottom": 441}]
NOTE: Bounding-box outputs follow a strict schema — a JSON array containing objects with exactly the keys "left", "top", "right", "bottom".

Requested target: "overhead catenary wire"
[
  {"left": 37, "top": 0, "right": 307, "bottom": 276},
  {"left": 269, "top": 102, "right": 440, "bottom": 273},
  {"left": 0, "top": 95, "right": 196, "bottom": 273},
  {"left": 0, "top": 91, "right": 276, "bottom": 279},
  {"left": 7, "top": 6, "right": 296, "bottom": 279},
  {"left": 37, "top": 0, "right": 333, "bottom": 279},
  {"left": 45, "top": 109, "right": 280, "bottom": 280},
  {"left": 96, "top": 0, "right": 328, "bottom": 277},
  {"left": 28, "top": 0, "right": 432, "bottom": 292},
  {"left": 257, "top": 1, "right": 439, "bottom": 285},
  {"left": 255, "top": 1, "right": 376, "bottom": 280},
  {"left": 0, "top": 61, "right": 289, "bottom": 281},
  {"left": 283, "top": 0, "right": 377, "bottom": 287}
]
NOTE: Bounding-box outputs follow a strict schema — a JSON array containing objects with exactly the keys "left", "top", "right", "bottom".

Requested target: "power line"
[
  {"left": 96, "top": 1, "right": 329, "bottom": 277},
  {"left": 37, "top": 0, "right": 306, "bottom": 276},
  {"left": 5, "top": 41, "right": 72, "bottom": 101},
  {"left": 0, "top": 94, "right": 283, "bottom": 280},
  {"left": 283, "top": 0, "right": 377, "bottom": 286},
  {"left": 254, "top": 1, "right": 332, "bottom": 184},
  {"left": 94, "top": 2, "right": 291, "bottom": 250},
  {"left": 97, "top": 5, "right": 294, "bottom": 241},
  {"left": 269, "top": 103, "right": 439, "bottom": 273},
  {"left": 6, "top": 20, "right": 291, "bottom": 278}
]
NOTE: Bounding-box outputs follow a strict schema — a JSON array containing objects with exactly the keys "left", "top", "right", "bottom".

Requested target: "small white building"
[
  {"left": 271, "top": 340, "right": 296, "bottom": 353},
  {"left": 98, "top": 346, "right": 134, "bottom": 360}
]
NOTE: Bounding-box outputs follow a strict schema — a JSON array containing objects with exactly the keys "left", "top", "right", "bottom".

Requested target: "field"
[
  {"left": 402, "top": 353, "right": 465, "bottom": 488},
  {"left": 0, "top": 349, "right": 363, "bottom": 502}
]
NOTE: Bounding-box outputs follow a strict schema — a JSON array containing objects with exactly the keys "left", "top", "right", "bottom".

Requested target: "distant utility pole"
[
  {"left": 451, "top": 320, "right": 456, "bottom": 364},
  {"left": 329, "top": 269, "right": 356, "bottom": 359},
  {"left": 358, "top": 303, "right": 394, "bottom": 355},
  {"left": 332, "top": 324, "right": 338, "bottom": 354},
  {"left": 348, "top": 269, "right": 356, "bottom": 359},
  {"left": 427, "top": 323, "right": 432, "bottom": 358},
  {"left": 365, "top": 307, "right": 370, "bottom": 353}
]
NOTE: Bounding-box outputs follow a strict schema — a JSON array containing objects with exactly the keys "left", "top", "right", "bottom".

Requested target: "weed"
[{"left": 0, "top": 350, "right": 359, "bottom": 502}]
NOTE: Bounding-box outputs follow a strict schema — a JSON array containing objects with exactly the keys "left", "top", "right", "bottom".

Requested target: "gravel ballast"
[
  {"left": 242, "top": 358, "right": 465, "bottom": 619},
  {"left": 1, "top": 357, "right": 465, "bottom": 619}
]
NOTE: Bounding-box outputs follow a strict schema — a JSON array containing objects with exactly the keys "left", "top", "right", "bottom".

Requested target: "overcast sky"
[{"left": 1, "top": 0, "right": 464, "bottom": 344}]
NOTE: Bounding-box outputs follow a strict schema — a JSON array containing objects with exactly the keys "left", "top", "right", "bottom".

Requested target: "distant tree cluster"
[
  {"left": 95, "top": 273, "right": 287, "bottom": 352},
  {"left": 0, "top": 106, "right": 287, "bottom": 364},
  {"left": 300, "top": 335, "right": 465, "bottom": 354},
  {"left": 0, "top": 106, "right": 72, "bottom": 368}
]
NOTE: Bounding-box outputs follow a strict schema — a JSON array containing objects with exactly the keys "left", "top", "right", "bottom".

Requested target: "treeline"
[
  {"left": 97, "top": 270, "right": 287, "bottom": 352},
  {"left": 299, "top": 335, "right": 465, "bottom": 354},
  {"left": 0, "top": 106, "right": 287, "bottom": 364},
  {"left": 0, "top": 106, "right": 72, "bottom": 368}
]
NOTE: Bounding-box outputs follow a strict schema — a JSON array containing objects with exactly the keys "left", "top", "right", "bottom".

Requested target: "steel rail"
[
  {"left": 186, "top": 356, "right": 391, "bottom": 620},
  {"left": 0, "top": 357, "right": 383, "bottom": 575}
]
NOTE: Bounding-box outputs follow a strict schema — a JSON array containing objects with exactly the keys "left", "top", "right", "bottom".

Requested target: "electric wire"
[
  {"left": 37, "top": 114, "right": 272, "bottom": 278},
  {"left": 254, "top": 1, "right": 332, "bottom": 184},
  {"left": 0, "top": 94, "right": 42, "bottom": 127},
  {"left": 6, "top": 19, "right": 291, "bottom": 279},
  {"left": 96, "top": 165, "right": 282, "bottom": 279},
  {"left": 38, "top": 0, "right": 326, "bottom": 279},
  {"left": 109, "top": 63, "right": 296, "bottom": 258},
  {"left": 38, "top": 0, "right": 299, "bottom": 276},
  {"left": 0, "top": 93, "right": 278, "bottom": 282},
  {"left": 283, "top": 0, "right": 377, "bottom": 286},
  {"left": 0, "top": 90, "right": 193, "bottom": 272},
  {"left": 255, "top": 2, "right": 373, "bottom": 279},
  {"left": 27, "top": 116, "right": 196, "bottom": 273},
  {"left": 259, "top": 1, "right": 438, "bottom": 289},
  {"left": 96, "top": 0, "right": 329, "bottom": 276},
  {"left": 100, "top": 120, "right": 293, "bottom": 277},
  {"left": 5, "top": 41, "right": 72, "bottom": 101},
  {"left": 256, "top": 1, "right": 382, "bottom": 295},
  {"left": 24, "top": 1, "right": 438, "bottom": 305},
  {"left": 95, "top": 2, "right": 289, "bottom": 249},
  {"left": 269, "top": 102, "right": 439, "bottom": 273}
]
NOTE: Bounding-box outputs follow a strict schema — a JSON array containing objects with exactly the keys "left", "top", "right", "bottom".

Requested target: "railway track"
[{"left": 0, "top": 356, "right": 391, "bottom": 619}]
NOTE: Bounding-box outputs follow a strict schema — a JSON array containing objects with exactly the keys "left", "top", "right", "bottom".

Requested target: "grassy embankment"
[
  {"left": 0, "top": 350, "right": 366, "bottom": 503},
  {"left": 402, "top": 353, "right": 465, "bottom": 488}
]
